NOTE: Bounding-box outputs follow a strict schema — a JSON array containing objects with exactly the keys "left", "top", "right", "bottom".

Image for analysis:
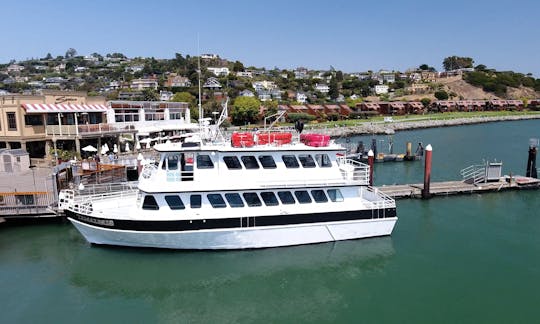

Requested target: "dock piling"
[
  {"left": 422, "top": 144, "right": 433, "bottom": 199},
  {"left": 368, "top": 150, "right": 374, "bottom": 186},
  {"left": 526, "top": 139, "right": 538, "bottom": 178}
]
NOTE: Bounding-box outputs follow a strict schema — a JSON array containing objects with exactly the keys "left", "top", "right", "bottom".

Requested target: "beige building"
[{"left": 0, "top": 90, "right": 108, "bottom": 159}]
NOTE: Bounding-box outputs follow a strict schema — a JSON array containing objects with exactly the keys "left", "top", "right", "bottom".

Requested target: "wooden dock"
[{"left": 378, "top": 177, "right": 540, "bottom": 199}]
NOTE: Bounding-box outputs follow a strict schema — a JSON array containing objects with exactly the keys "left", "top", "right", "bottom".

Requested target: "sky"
[{"left": 3, "top": 0, "right": 540, "bottom": 76}]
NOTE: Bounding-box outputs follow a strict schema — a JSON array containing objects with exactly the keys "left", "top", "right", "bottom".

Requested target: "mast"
[{"left": 197, "top": 36, "right": 203, "bottom": 133}]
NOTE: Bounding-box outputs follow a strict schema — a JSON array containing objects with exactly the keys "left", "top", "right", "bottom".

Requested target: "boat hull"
[{"left": 68, "top": 217, "right": 397, "bottom": 250}]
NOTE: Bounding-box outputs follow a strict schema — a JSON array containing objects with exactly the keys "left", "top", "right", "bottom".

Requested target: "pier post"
[
  {"left": 526, "top": 141, "right": 537, "bottom": 178},
  {"left": 422, "top": 144, "right": 433, "bottom": 199},
  {"left": 406, "top": 142, "right": 412, "bottom": 158},
  {"left": 368, "top": 149, "right": 374, "bottom": 186}
]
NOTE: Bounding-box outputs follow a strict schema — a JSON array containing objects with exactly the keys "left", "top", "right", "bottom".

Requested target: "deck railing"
[
  {"left": 337, "top": 157, "right": 370, "bottom": 185},
  {"left": 360, "top": 186, "right": 396, "bottom": 210}
]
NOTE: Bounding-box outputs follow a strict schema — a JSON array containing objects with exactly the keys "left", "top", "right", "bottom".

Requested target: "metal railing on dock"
[{"left": 0, "top": 191, "right": 56, "bottom": 217}]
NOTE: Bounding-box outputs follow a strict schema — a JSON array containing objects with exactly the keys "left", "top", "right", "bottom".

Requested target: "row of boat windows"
[
  {"left": 142, "top": 189, "right": 344, "bottom": 210},
  {"left": 162, "top": 153, "right": 333, "bottom": 171}
]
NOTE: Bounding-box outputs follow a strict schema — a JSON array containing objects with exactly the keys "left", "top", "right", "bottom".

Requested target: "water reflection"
[{"left": 68, "top": 238, "right": 395, "bottom": 322}]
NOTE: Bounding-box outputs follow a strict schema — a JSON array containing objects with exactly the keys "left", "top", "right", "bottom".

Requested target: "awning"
[{"left": 22, "top": 103, "right": 108, "bottom": 114}]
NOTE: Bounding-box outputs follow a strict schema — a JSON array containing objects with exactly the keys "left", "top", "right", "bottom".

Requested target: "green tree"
[
  {"left": 335, "top": 70, "right": 344, "bottom": 82},
  {"left": 434, "top": 90, "right": 449, "bottom": 100},
  {"left": 65, "top": 48, "right": 77, "bottom": 59},
  {"left": 263, "top": 100, "right": 278, "bottom": 117},
  {"left": 231, "top": 96, "right": 260, "bottom": 125},
  {"left": 232, "top": 61, "right": 245, "bottom": 72},
  {"left": 443, "top": 56, "right": 474, "bottom": 71},
  {"left": 172, "top": 91, "right": 196, "bottom": 107},
  {"left": 420, "top": 97, "right": 432, "bottom": 107},
  {"left": 329, "top": 77, "right": 339, "bottom": 100},
  {"left": 142, "top": 88, "right": 159, "bottom": 101}
]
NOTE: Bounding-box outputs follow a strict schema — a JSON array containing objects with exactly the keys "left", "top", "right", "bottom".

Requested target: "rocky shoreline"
[{"left": 320, "top": 114, "right": 540, "bottom": 138}]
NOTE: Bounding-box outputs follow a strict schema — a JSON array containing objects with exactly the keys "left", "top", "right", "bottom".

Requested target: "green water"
[{"left": 1, "top": 120, "right": 540, "bottom": 323}]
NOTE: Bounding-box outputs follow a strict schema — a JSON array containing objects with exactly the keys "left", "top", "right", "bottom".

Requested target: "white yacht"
[{"left": 61, "top": 128, "right": 397, "bottom": 249}]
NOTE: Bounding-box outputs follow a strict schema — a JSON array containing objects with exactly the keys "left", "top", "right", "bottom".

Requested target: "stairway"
[{"left": 460, "top": 164, "right": 486, "bottom": 184}]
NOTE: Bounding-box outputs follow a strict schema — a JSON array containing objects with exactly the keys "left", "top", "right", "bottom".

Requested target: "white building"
[
  {"left": 207, "top": 67, "right": 230, "bottom": 76},
  {"left": 236, "top": 71, "right": 253, "bottom": 78},
  {"left": 131, "top": 78, "right": 158, "bottom": 90},
  {"left": 159, "top": 90, "right": 174, "bottom": 101},
  {"left": 374, "top": 84, "right": 389, "bottom": 95},
  {"left": 315, "top": 83, "right": 330, "bottom": 93},
  {"left": 296, "top": 92, "right": 308, "bottom": 103}
]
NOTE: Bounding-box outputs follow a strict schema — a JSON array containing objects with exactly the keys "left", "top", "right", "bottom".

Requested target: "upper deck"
[{"left": 138, "top": 132, "right": 370, "bottom": 193}]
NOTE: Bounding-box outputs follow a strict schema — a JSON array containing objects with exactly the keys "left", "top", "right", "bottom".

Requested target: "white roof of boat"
[{"left": 152, "top": 142, "right": 345, "bottom": 152}]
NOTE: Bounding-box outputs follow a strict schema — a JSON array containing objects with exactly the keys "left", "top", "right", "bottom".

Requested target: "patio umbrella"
[
  {"left": 135, "top": 141, "right": 141, "bottom": 150},
  {"left": 113, "top": 144, "right": 118, "bottom": 153},
  {"left": 125, "top": 142, "right": 130, "bottom": 152},
  {"left": 101, "top": 145, "right": 108, "bottom": 155},
  {"left": 82, "top": 145, "right": 98, "bottom": 152}
]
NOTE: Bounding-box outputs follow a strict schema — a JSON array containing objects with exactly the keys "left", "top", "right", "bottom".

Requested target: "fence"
[{"left": 0, "top": 191, "right": 56, "bottom": 217}]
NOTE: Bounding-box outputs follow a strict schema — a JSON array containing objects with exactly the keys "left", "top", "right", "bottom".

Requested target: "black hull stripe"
[{"left": 66, "top": 208, "right": 397, "bottom": 232}]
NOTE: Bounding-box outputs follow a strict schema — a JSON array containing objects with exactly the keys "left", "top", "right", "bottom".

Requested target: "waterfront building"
[
  {"left": 0, "top": 90, "right": 193, "bottom": 162},
  {"left": 0, "top": 90, "right": 108, "bottom": 159}
]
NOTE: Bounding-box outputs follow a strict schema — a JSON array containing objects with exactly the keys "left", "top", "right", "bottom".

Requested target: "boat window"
[
  {"left": 294, "top": 190, "right": 312, "bottom": 204},
  {"left": 315, "top": 154, "right": 332, "bottom": 167},
  {"left": 162, "top": 154, "right": 179, "bottom": 170},
  {"left": 298, "top": 154, "right": 316, "bottom": 168},
  {"left": 243, "top": 192, "right": 262, "bottom": 207},
  {"left": 282, "top": 155, "right": 299, "bottom": 168},
  {"left": 258, "top": 155, "right": 277, "bottom": 169},
  {"left": 225, "top": 193, "right": 244, "bottom": 208},
  {"left": 327, "top": 189, "right": 344, "bottom": 202},
  {"left": 165, "top": 195, "right": 185, "bottom": 210},
  {"left": 190, "top": 194, "right": 202, "bottom": 208},
  {"left": 223, "top": 156, "right": 242, "bottom": 169},
  {"left": 311, "top": 190, "right": 328, "bottom": 203},
  {"left": 207, "top": 194, "right": 227, "bottom": 208},
  {"left": 197, "top": 154, "right": 214, "bottom": 169},
  {"left": 142, "top": 195, "right": 159, "bottom": 210},
  {"left": 277, "top": 191, "right": 296, "bottom": 204},
  {"left": 241, "top": 156, "right": 260, "bottom": 169},
  {"left": 260, "top": 192, "right": 279, "bottom": 206}
]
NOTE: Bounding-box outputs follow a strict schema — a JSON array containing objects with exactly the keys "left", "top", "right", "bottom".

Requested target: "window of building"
[
  {"left": 298, "top": 154, "right": 316, "bottom": 168},
  {"left": 190, "top": 194, "right": 202, "bottom": 208},
  {"left": 225, "top": 193, "right": 244, "bottom": 208},
  {"left": 260, "top": 192, "right": 279, "bottom": 206},
  {"left": 311, "top": 190, "right": 328, "bottom": 203},
  {"left": 16, "top": 194, "right": 34, "bottom": 205},
  {"left": 7, "top": 112, "right": 17, "bottom": 131},
  {"left": 241, "top": 156, "right": 259, "bottom": 169},
  {"left": 223, "top": 156, "right": 242, "bottom": 169},
  {"left": 197, "top": 154, "right": 214, "bottom": 169},
  {"left": 24, "top": 115, "right": 43, "bottom": 126},
  {"left": 282, "top": 155, "right": 299, "bottom": 168},
  {"left": 327, "top": 189, "right": 344, "bottom": 202},
  {"left": 277, "top": 191, "right": 296, "bottom": 204},
  {"left": 165, "top": 195, "right": 185, "bottom": 210},
  {"left": 258, "top": 155, "right": 276, "bottom": 169},
  {"left": 142, "top": 195, "right": 159, "bottom": 210},
  {"left": 315, "top": 154, "right": 332, "bottom": 167},
  {"left": 243, "top": 192, "right": 262, "bottom": 207},
  {"left": 207, "top": 194, "right": 226, "bottom": 208},
  {"left": 294, "top": 190, "right": 312, "bottom": 204}
]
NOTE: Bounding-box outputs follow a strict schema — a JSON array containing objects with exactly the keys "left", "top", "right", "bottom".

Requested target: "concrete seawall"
[{"left": 320, "top": 114, "right": 540, "bottom": 138}]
